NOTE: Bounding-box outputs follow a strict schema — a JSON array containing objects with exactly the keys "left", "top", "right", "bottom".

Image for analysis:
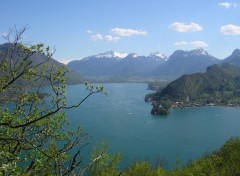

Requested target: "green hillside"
[
  {"left": 147, "top": 63, "right": 240, "bottom": 115},
  {"left": 0, "top": 43, "right": 82, "bottom": 86}
]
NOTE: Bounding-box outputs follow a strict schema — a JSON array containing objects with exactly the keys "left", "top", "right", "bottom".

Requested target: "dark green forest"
[{"left": 147, "top": 63, "right": 240, "bottom": 115}]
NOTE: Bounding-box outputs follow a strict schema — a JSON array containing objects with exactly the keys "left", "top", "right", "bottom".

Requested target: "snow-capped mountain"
[
  {"left": 190, "top": 48, "right": 209, "bottom": 56},
  {"left": 94, "top": 51, "right": 128, "bottom": 59},
  {"left": 170, "top": 48, "right": 214, "bottom": 58},
  {"left": 126, "top": 53, "right": 139, "bottom": 58},
  {"left": 152, "top": 48, "right": 220, "bottom": 78},
  {"left": 148, "top": 52, "right": 168, "bottom": 61},
  {"left": 67, "top": 51, "right": 167, "bottom": 78},
  {"left": 67, "top": 49, "right": 232, "bottom": 81}
]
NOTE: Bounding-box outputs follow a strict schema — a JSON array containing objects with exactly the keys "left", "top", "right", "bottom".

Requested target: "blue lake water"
[{"left": 65, "top": 83, "right": 240, "bottom": 170}]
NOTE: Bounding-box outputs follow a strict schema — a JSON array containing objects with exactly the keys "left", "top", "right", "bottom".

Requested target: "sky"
[{"left": 1, "top": 0, "right": 240, "bottom": 63}]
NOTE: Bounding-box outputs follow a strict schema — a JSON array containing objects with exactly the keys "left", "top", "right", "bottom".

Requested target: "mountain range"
[
  {"left": 67, "top": 48, "right": 234, "bottom": 81},
  {"left": 67, "top": 51, "right": 167, "bottom": 81},
  {"left": 0, "top": 43, "right": 82, "bottom": 85},
  {"left": 151, "top": 48, "right": 219, "bottom": 77},
  {"left": 221, "top": 49, "right": 240, "bottom": 66},
  {"left": 145, "top": 49, "right": 240, "bottom": 115},
  {"left": 2, "top": 42, "right": 239, "bottom": 84}
]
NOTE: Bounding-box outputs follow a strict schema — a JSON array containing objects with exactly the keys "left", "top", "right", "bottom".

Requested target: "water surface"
[{"left": 65, "top": 83, "right": 240, "bottom": 169}]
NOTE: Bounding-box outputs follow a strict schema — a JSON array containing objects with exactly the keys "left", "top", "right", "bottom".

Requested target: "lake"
[{"left": 65, "top": 83, "right": 240, "bottom": 170}]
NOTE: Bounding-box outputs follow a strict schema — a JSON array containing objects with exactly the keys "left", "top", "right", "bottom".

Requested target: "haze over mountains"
[
  {"left": 67, "top": 51, "right": 167, "bottom": 80},
  {"left": 145, "top": 48, "right": 240, "bottom": 115},
  {"left": 151, "top": 48, "right": 219, "bottom": 77},
  {"left": 2, "top": 42, "right": 239, "bottom": 83},
  {"left": 67, "top": 48, "right": 239, "bottom": 81},
  {"left": 221, "top": 49, "right": 240, "bottom": 66},
  {"left": 0, "top": 43, "right": 82, "bottom": 85}
]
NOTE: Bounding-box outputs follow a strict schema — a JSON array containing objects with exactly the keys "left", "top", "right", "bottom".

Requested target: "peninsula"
[{"left": 146, "top": 62, "right": 240, "bottom": 115}]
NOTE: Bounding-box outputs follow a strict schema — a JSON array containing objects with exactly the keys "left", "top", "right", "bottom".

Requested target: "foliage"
[
  {"left": 178, "top": 137, "right": 240, "bottom": 176},
  {"left": 1, "top": 26, "right": 240, "bottom": 176},
  {"left": 123, "top": 161, "right": 154, "bottom": 176},
  {"left": 87, "top": 143, "right": 122, "bottom": 176},
  {"left": 159, "top": 64, "right": 240, "bottom": 102},
  {"left": 147, "top": 63, "right": 240, "bottom": 115},
  {"left": 147, "top": 81, "right": 169, "bottom": 91},
  {"left": 151, "top": 98, "right": 172, "bottom": 115},
  {"left": 112, "top": 137, "right": 240, "bottom": 176},
  {"left": 0, "top": 26, "right": 105, "bottom": 175}
]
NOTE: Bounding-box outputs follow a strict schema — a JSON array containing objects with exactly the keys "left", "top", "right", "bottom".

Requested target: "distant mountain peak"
[
  {"left": 232, "top": 49, "right": 240, "bottom": 56},
  {"left": 222, "top": 48, "right": 240, "bottom": 66},
  {"left": 127, "top": 53, "right": 139, "bottom": 58},
  {"left": 190, "top": 48, "right": 209, "bottom": 56},
  {"left": 171, "top": 48, "right": 211, "bottom": 58},
  {"left": 95, "top": 51, "right": 128, "bottom": 59},
  {"left": 2, "top": 42, "right": 13, "bottom": 47},
  {"left": 149, "top": 52, "right": 168, "bottom": 61}
]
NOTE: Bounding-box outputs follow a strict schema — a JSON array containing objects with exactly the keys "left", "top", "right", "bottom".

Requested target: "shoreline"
[
  {"left": 148, "top": 98, "right": 240, "bottom": 115},
  {"left": 171, "top": 101, "right": 240, "bottom": 109}
]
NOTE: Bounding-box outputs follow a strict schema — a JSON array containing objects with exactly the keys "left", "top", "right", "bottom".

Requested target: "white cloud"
[
  {"left": 87, "top": 30, "right": 92, "bottom": 34},
  {"left": 104, "top": 35, "right": 120, "bottom": 42},
  {"left": 174, "top": 41, "right": 208, "bottom": 47},
  {"left": 220, "top": 24, "right": 240, "bottom": 35},
  {"left": 169, "top": 22, "right": 203, "bottom": 32},
  {"left": 190, "top": 41, "right": 208, "bottom": 47},
  {"left": 218, "top": 2, "right": 237, "bottom": 8},
  {"left": 90, "top": 34, "right": 103, "bottom": 41},
  {"left": 90, "top": 34, "right": 120, "bottom": 42},
  {"left": 90, "top": 27, "right": 147, "bottom": 42},
  {"left": 110, "top": 28, "right": 147, "bottom": 36},
  {"left": 174, "top": 41, "right": 188, "bottom": 46}
]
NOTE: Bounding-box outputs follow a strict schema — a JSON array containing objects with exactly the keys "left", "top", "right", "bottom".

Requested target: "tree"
[
  {"left": 87, "top": 143, "right": 121, "bottom": 176},
  {"left": 0, "top": 26, "right": 105, "bottom": 175}
]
